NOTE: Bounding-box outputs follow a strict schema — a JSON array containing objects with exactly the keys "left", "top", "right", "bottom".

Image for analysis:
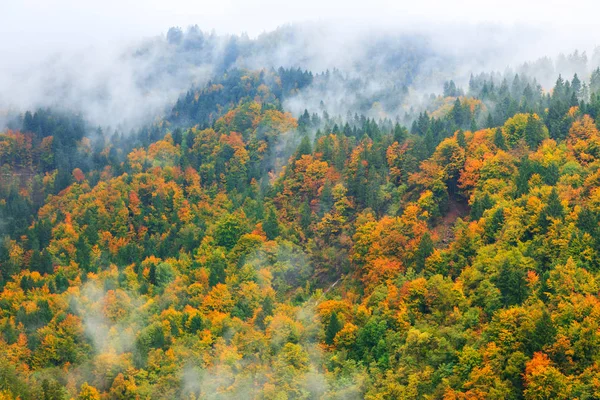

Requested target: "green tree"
[
  {"left": 414, "top": 232, "right": 434, "bottom": 272},
  {"left": 325, "top": 311, "right": 343, "bottom": 345},
  {"left": 524, "top": 114, "right": 548, "bottom": 149},
  {"left": 296, "top": 135, "right": 312, "bottom": 159},
  {"left": 494, "top": 128, "right": 507, "bottom": 150},
  {"left": 495, "top": 261, "right": 528, "bottom": 306},
  {"left": 75, "top": 235, "right": 92, "bottom": 272},
  {"left": 214, "top": 213, "right": 245, "bottom": 250},
  {"left": 208, "top": 249, "right": 227, "bottom": 287},
  {"left": 527, "top": 310, "right": 556, "bottom": 354},
  {"left": 456, "top": 130, "right": 466, "bottom": 148},
  {"left": 393, "top": 123, "right": 407, "bottom": 143},
  {"left": 538, "top": 188, "right": 563, "bottom": 231},
  {"left": 263, "top": 206, "right": 280, "bottom": 240}
]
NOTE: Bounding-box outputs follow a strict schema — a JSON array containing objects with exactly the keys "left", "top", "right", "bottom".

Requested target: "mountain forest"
[{"left": 3, "top": 26, "right": 600, "bottom": 400}]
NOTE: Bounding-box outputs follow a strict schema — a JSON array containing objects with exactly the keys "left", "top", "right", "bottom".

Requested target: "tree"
[
  {"left": 263, "top": 207, "right": 280, "bottom": 240},
  {"left": 296, "top": 135, "right": 312, "bottom": 159},
  {"left": 591, "top": 67, "right": 600, "bottom": 95},
  {"left": 299, "top": 201, "right": 312, "bottom": 232},
  {"left": 494, "top": 128, "right": 507, "bottom": 150},
  {"left": 572, "top": 73, "right": 582, "bottom": 99},
  {"left": 470, "top": 193, "right": 493, "bottom": 220},
  {"left": 75, "top": 235, "right": 92, "bottom": 272},
  {"left": 214, "top": 213, "right": 246, "bottom": 250},
  {"left": 325, "top": 311, "right": 342, "bottom": 345},
  {"left": 524, "top": 114, "right": 548, "bottom": 149},
  {"left": 538, "top": 188, "right": 563, "bottom": 231},
  {"left": 208, "top": 249, "right": 227, "bottom": 287},
  {"left": 156, "top": 262, "right": 175, "bottom": 287},
  {"left": 78, "top": 383, "right": 101, "bottom": 400},
  {"left": 523, "top": 353, "right": 570, "bottom": 400},
  {"left": 256, "top": 296, "right": 274, "bottom": 330},
  {"left": 414, "top": 232, "right": 434, "bottom": 272},
  {"left": 484, "top": 207, "right": 504, "bottom": 243},
  {"left": 393, "top": 123, "right": 407, "bottom": 144},
  {"left": 456, "top": 130, "right": 466, "bottom": 148},
  {"left": 42, "top": 379, "right": 66, "bottom": 400},
  {"left": 527, "top": 310, "right": 556, "bottom": 354},
  {"left": 495, "top": 260, "right": 528, "bottom": 306}
]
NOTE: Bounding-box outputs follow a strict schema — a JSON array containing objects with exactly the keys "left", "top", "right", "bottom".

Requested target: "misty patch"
[
  {"left": 69, "top": 280, "right": 142, "bottom": 355},
  {"left": 5, "top": 21, "right": 600, "bottom": 134}
]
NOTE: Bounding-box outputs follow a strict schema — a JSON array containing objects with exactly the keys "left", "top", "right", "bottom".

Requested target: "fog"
[{"left": 2, "top": 1, "right": 600, "bottom": 129}]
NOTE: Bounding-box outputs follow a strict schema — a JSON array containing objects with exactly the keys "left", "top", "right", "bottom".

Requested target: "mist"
[{"left": 2, "top": 3, "right": 600, "bottom": 131}]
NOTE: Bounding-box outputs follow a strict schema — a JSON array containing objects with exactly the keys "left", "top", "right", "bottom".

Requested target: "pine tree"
[
  {"left": 256, "top": 296, "right": 274, "bottom": 330},
  {"left": 296, "top": 135, "right": 312, "bottom": 159},
  {"left": 590, "top": 68, "right": 600, "bottom": 95},
  {"left": 149, "top": 264, "right": 157, "bottom": 286},
  {"left": 263, "top": 207, "right": 280, "bottom": 240},
  {"left": 484, "top": 207, "right": 504, "bottom": 244},
  {"left": 470, "top": 193, "right": 494, "bottom": 220},
  {"left": 320, "top": 181, "right": 334, "bottom": 216},
  {"left": 528, "top": 310, "right": 556, "bottom": 354},
  {"left": 75, "top": 235, "right": 92, "bottom": 272},
  {"left": 495, "top": 261, "right": 528, "bottom": 306},
  {"left": 493, "top": 128, "right": 507, "bottom": 150},
  {"left": 456, "top": 130, "right": 467, "bottom": 148},
  {"left": 470, "top": 118, "right": 477, "bottom": 132},
  {"left": 414, "top": 232, "right": 434, "bottom": 271},
  {"left": 545, "top": 188, "right": 564, "bottom": 219},
  {"left": 538, "top": 188, "right": 563, "bottom": 231},
  {"left": 393, "top": 123, "right": 407, "bottom": 143},
  {"left": 325, "top": 311, "right": 342, "bottom": 345},
  {"left": 300, "top": 201, "right": 312, "bottom": 232},
  {"left": 543, "top": 163, "right": 560, "bottom": 186},
  {"left": 486, "top": 113, "right": 494, "bottom": 128},
  {"left": 524, "top": 114, "right": 547, "bottom": 149},
  {"left": 516, "top": 157, "right": 533, "bottom": 196},
  {"left": 572, "top": 74, "right": 582, "bottom": 99}
]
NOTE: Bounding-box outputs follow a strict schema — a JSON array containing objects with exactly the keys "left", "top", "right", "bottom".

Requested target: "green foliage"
[
  {"left": 3, "top": 59, "right": 600, "bottom": 400},
  {"left": 214, "top": 213, "right": 246, "bottom": 250},
  {"left": 325, "top": 311, "right": 343, "bottom": 345}
]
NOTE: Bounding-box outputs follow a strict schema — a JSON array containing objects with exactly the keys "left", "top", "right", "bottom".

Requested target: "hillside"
[{"left": 3, "top": 61, "right": 600, "bottom": 399}]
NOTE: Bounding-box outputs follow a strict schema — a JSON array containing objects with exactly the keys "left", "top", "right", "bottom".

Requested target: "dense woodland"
[{"left": 4, "top": 47, "right": 600, "bottom": 399}]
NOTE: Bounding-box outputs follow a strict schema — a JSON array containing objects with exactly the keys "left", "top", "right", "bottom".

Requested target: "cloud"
[{"left": 2, "top": 6, "right": 599, "bottom": 132}]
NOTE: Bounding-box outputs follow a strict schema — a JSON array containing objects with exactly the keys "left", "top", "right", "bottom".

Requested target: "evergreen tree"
[
  {"left": 75, "top": 235, "right": 92, "bottom": 272},
  {"left": 325, "top": 311, "right": 342, "bottom": 345},
  {"left": 320, "top": 181, "right": 334, "bottom": 216},
  {"left": 544, "top": 188, "right": 564, "bottom": 219},
  {"left": 300, "top": 201, "right": 312, "bottom": 232},
  {"left": 393, "top": 123, "right": 407, "bottom": 143},
  {"left": 590, "top": 68, "right": 600, "bottom": 95},
  {"left": 484, "top": 207, "right": 504, "bottom": 244},
  {"left": 208, "top": 250, "right": 227, "bottom": 287},
  {"left": 296, "top": 135, "right": 312, "bottom": 159},
  {"left": 456, "top": 130, "right": 466, "bottom": 148},
  {"left": 572, "top": 74, "right": 582, "bottom": 99},
  {"left": 486, "top": 113, "right": 494, "bottom": 128},
  {"left": 263, "top": 207, "right": 280, "bottom": 241},
  {"left": 524, "top": 114, "right": 547, "bottom": 149},
  {"left": 543, "top": 163, "right": 560, "bottom": 186},
  {"left": 538, "top": 188, "right": 563, "bottom": 231},
  {"left": 527, "top": 310, "right": 556, "bottom": 354},
  {"left": 414, "top": 232, "right": 434, "bottom": 272},
  {"left": 256, "top": 296, "right": 274, "bottom": 330},
  {"left": 470, "top": 193, "right": 493, "bottom": 220},
  {"left": 495, "top": 261, "right": 528, "bottom": 306},
  {"left": 493, "top": 128, "right": 507, "bottom": 150}
]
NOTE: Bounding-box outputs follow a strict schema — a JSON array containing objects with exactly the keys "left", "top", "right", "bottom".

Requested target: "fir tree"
[{"left": 325, "top": 311, "right": 342, "bottom": 345}]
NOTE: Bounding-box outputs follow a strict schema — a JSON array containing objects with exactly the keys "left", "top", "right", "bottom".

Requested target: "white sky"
[{"left": 1, "top": 0, "right": 599, "bottom": 57}]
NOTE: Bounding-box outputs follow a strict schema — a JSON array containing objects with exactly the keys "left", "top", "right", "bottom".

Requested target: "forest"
[{"left": 3, "top": 23, "right": 600, "bottom": 400}]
